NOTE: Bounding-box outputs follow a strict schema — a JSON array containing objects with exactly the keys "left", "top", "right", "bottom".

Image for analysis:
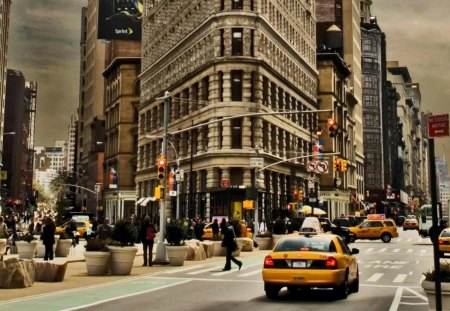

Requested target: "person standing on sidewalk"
[
  {"left": 140, "top": 215, "right": 156, "bottom": 266},
  {"left": 221, "top": 224, "right": 242, "bottom": 271},
  {"left": 41, "top": 217, "right": 56, "bottom": 261}
]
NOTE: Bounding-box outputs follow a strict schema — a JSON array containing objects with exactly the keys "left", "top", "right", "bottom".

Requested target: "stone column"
[
  {"left": 206, "top": 167, "right": 219, "bottom": 189},
  {"left": 243, "top": 71, "right": 252, "bottom": 103},
  {"left": 222, "top": 119, "right": 231, "bottom": 150},
  {"left": 222, "top": 71, "right": 231, "bottom": 103},
  {"left": 242, "top": 117, "right": 252, "bottom": 149},
  {"left": 243, "top": 168, "right": 252, "bottom": 187},
  {"left": 208, "top": 73, "right": 219, "bottom": 105},
  {"left": 254, "top": 72, "right": 263, "bottom": 105}
]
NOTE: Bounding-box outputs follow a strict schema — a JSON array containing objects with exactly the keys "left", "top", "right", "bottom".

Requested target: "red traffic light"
[
  {"left": 157, "top": 156, "right": 166, "bottom": 180},
  {"left": 328, "top": 118, "right": 338, "bottom": 137}
]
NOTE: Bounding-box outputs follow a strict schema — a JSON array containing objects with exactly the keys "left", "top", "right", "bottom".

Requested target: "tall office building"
[
  {"left": 316, "top": 0, "right": 365, "bottom": 205},
  {"left": 66, "top": 112, "right": 78, "bottom": 173},
  {"left": 137, "top": 0, "right": 320, "bottom": 222},
  {"left": 76, "top": 1, "right": 106, "bottom": 212},
  {"left": 3, "top": 70, "right": 36, "bottom": 210},
  {"left": 0, "top": 0, "right": 11, "bottom": 166}
]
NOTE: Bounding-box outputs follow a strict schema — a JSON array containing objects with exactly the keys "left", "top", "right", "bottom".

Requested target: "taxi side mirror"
[{"left": 351, "top": 248, "right": 359, "bottom": 255}]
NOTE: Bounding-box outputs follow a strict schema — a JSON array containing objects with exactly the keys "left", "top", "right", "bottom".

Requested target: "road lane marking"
[
  {"left": 389, "top": 287, "right": 403, "bottom": 311},
  {"left": 187, "top": 265, "right": 223, "bottom": 275},
  {"left": 393, "top": 249, "right": 400, "bottom": 253},
  {"left": 162, "top": 265, "right": 212, "bottom": 274},
  {"left": 238, "top": 269, "right": 262, "bottom": 277},
  {"left": 407, "top": 238, "right": 412, "bottom": 242},
  {"left": 393, "top": 274, "right": 407, "bottom": 283},
  {"left": 407, "top": 249, "right": 413, "bottom": 253},
  {"left": 366, "top": 248, "right": 374, "bottom": 253},
  {"left": 367, "top": 273, "right": 383, "bottom": 282},
  {"left": 379, "top": 248, "right": 387, "bottom": 252},
  {"left": 420, "top": 249, "right": 427, "bottom": 253},
  {"left": 403, "top": 286, "right": 428, "bottom": 301}
]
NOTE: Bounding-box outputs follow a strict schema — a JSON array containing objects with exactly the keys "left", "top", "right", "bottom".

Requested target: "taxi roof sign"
[{"left": 366, "top": 214, "right": 385, "bottom": 220}]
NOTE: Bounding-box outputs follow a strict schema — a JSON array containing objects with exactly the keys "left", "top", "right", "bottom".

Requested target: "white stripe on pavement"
[
  {"left": 393, "top": 249, "right": 400, "bottom": 253},
  {"left": 407, "top": 249, "right": 413, "bottom": 253},
  {"left": 393, "top": 274, "right": 407, "bottom": 283},
  {"left": 187, "top": 265, "right": 223, "bottom": 275},
  {"left": 367, "top": 273, "right": 383, "bottom": 282},
  {"left": 366, "top": 248, "right": 374, "bottom": 253},
  {"left": 378, "top": 248, "right": 387, "bottom": 253},
  {"left": 238, "top": 269, "right": 262, "bottom": 277}
]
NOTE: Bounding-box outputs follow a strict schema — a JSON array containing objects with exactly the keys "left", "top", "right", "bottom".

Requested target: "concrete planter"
[
  {"left": 16, "top": 241, "right": 38, "bottom": 259},
  {"left": 421, "top": 280, "right": 450, "bottom": 310},
  {"left": 84, "top": 251, "right": 111, "bottom": 275},
  {"left": 0, "top": 238, "right": 6, "bottom": 254},
  {"left": 109, "top": 246, "right": 138, "bottom": 275},
  {"left": 271, "top": 234, "right": 284, "bottom": 249},
  {"left": 166, "top": 245, "right": 189, "bottom": 266},
  {"left": 211, "top": 240, "right": 241, "bottom": 257},
  {"left": 35, "top": 235, "right": 59, "bottom": 258},
  {"left": 254, "top": 237, "right": 272, "bottom": 250},
  {"left": 55, "top": 239, "right": 72, "bottom": 257}
]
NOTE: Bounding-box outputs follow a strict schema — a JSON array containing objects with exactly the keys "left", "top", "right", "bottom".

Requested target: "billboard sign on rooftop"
[{"left": 98, "top": 0, "right": 143, "bottom": 41}]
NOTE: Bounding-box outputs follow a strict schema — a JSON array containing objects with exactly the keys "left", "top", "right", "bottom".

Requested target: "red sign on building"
[
  {"left": 428, "top": 114, "right": 449, "bottom": 138},
  {"left": 220, "top": 179, "right": 230, "bottom": 188}
]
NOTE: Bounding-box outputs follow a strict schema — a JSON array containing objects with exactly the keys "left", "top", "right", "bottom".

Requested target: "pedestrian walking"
[
  {"left": 41, "top": 217, "right": 56, "bottom": 261},
  {"left": 140, "top": 215, "right": 156, "bottom": 266},
  {"left": 220, "top": 218, "right": 227, "bottom": 236},
  {"left": 211, "top": 218, "right": 220, "bottom": 238},
  {"left": 259, "top": 218, "right": 268, "bottom": 233},
  {"left": 240, "top": 220, "right": 248, "bottom": 237},
  {"left": 221, "top": 224, "right": 242, "bottom": 271}
]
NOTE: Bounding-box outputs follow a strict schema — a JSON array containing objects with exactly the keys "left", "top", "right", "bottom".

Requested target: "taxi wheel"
[
  {"left": 381, "top": 233, "right": 391, "bottom": 243},
  {"left": 334, "top": 275, "right": 349, "bottom": 299},
  {"left": 265, "top": 284, "right": 280, "bottom": 299},
  {"left": 349, "top": 272, "right": 359, "bottom": 293}
]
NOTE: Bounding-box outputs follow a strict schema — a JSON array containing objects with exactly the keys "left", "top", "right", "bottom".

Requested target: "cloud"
[{"left": 8, "top": 0, "right": 87, "bottom": 146}]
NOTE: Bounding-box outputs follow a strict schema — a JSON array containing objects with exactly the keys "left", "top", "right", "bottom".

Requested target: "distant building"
[
  {"left": 65, "top": 112, "right": 77, "bottom": 172},
  {"left": 0, "top": 0, "right": 11, "bottom": 166}
]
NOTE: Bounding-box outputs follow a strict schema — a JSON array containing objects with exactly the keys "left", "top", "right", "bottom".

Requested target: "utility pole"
[{"left": 154, "top": 91, "right": 170, "bottom": 264}]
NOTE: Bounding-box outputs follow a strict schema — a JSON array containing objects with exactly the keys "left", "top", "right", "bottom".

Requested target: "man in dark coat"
[
  {"left": 41, "top": 217, "right": 56, "bottom": 261},
  {"left": 221, "top": 225, "right": 242, "bottom": 271},
  {"left": 139, "top": 215, "right": 156, "bottom": 266}
]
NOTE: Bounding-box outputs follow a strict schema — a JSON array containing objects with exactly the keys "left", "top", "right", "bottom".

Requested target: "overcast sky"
[{"left": 7, "top": 0, "right": 450, "bottom": 167}]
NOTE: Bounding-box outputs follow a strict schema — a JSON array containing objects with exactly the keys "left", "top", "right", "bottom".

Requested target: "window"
[
  {"left": 232, "top": 0, "right": 243, "bottom": 9},
  {"left": 232, "top": 28, "right": 243, "bottom": 56},
  {"left": 231, "top": 118, "right": 242, "bottom": 149},
  {"left": 220, "top": 29, "right": 225, "bottom": 56},
  {"left": 362, "top": 57, "right": 379, "bottom": 70},
  {"left": 231, "top": 70, "right": 243, "bottom": 101},
  {"left": 362, "top": 38, "right": 377, "bottom": 53}
]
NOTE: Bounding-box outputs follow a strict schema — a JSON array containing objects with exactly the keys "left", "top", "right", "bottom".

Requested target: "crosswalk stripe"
[
  {"left": 367, "top": 273, "right": 383, "bottom": 282},
  {"left": 393, "top": 274, "right": 407, "bottom": 283},
  {"left": 407, "top": 238, "right": 412, "bottom": 242},
  {"left": 238, "top": 269, "right": 262, "bottom": 277},
  {"left": 163, "top": 265, "right": 210, "bottom": 274},
  {"left": 366, "top": 248, "right": 374, "bottom": 253},
  {"left": 407, "top": 249, "right": 413, "bottom": 253},
  {"left": 187, "top": 265, "right": 223, "bottom": 275},
  {"left": 393, "top": 249, "right": 400, "bottom": 253},
  {"left": 379, "top": 248, "right": 387, "bottom": 253},
  {"left": 420, "top": 249, "right": 427, "bottom": 253}
]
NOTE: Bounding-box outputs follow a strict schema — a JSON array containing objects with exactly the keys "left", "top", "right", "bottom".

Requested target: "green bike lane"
[
  {"left": 0, "top": 256, "right": 264, "bottom": 311},
  {"left": 0, "top": 277, "right": 190, "bottom": 311}
]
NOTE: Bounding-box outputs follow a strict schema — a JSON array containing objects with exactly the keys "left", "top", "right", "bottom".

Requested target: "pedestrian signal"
[
  {"left": 334, "top": 158, "right": 342, "bottom": 171},
  {"left": 341, "top": 160, "right": 347, "bottom": 172}
]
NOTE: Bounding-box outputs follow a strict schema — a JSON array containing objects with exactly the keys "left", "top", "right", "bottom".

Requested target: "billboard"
[{"left": 98, "top": 0, "right": 143, "bottom": 41}]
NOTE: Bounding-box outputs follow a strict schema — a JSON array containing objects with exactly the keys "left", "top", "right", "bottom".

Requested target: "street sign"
[
  {"left": 428, "top": 114, "right": 449, "bottom": 138},
  {"left": 169, "top": 190, "right": 177, "bottom": 197},
  {"left": 307, "top": 161, "right": 317, "bottom": 172},
  {"left": 250, "top": 157, "right": 264, "bottom": 168}
]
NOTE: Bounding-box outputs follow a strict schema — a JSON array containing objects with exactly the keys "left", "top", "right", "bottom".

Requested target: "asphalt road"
[{"left": 0, "top": 229, "right": 440, "bottom": 311}]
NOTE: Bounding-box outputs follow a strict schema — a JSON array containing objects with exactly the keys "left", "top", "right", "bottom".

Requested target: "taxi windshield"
[{"left": 274, "top": 237, "right": 337, "bottom": 253}]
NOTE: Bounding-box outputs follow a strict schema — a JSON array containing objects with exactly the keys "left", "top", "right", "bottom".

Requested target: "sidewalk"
[{"left": 0, "top": 242, "right": 268, "bottom": 302}]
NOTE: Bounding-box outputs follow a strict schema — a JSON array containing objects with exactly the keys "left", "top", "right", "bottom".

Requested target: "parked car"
[
  {"left": 348, "top": 218, "right": 398, "bottom": 243},
  {"left": 262, "top": 231, "right": 360, "bottom": 299}
]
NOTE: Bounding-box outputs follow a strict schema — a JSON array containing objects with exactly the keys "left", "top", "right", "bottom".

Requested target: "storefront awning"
[
  {"left": 140, "top": 197, "right": 152, "bottom": 206},
  {"left": 135, "top": 197, "right": 145, "bottom": 205}
]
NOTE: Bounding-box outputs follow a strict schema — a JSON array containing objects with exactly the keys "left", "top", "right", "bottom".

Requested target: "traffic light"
[
  {"left": 294, "top": 189, "right": 298, "bottom": 199},
  {"left": 154, "top": 186, "right": 161, "bottom": 200},
  {"left": 366, "top": 190, "right": 370, "bottom": 197},
  {"left": 341, "top": 160, "right": 347, "bottom": 172},
  {"left": 328, "top": 118, "right": 338, "bottom": 137},
  {"left": 334, "top": 158, "right": 342, "bottom": 171},
  {"left": 298, "top": 190, "right": 303, "bottom": 201},
  {"left": 157, "top": 156, "right": 166, "bottom": 182}
]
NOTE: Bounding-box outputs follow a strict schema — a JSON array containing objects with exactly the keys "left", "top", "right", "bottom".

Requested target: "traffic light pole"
[{"left": 155, "top": 91, "right": 170, "bottom": 264}]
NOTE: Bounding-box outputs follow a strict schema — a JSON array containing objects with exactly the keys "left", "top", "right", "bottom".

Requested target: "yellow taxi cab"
[
  {"left": 348, "top": 215, "right": 398, "bottom": 243},
  {"left": 439, "top": 228, "right": 450, "bottom": 257},
  {"left": 202, "top": 223, "right": 253, "bottom": 240},
  {"left": 56, "top": 220, "right": 90, "bottom": 238},
  {"left": 262, "top": 231, "right": 359, "bottom": 299},
  {"left": 402, "top": 215, "right": 419, "bottom": 231}
]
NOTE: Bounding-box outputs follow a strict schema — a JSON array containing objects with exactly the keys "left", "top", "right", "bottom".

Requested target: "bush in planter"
[
  {"left": 423, "top": 261, "right": 450, "bottom": 282},
  {"left": 108, "top": 219, "right": 137, "bottom": 247},
  {"left": 15, "top": 234, "right": 37, "bottom": 243},
  {"left": 85, "top": 239, "right": 109, "bottom": 252},
  {"left": 166, "top": 219, "right": 185, "bottom": 246}
]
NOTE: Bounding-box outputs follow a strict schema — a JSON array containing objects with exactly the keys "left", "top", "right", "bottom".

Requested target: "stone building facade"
[{"left": 138, "top": 0, "right": 320, "bottom": 223}]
